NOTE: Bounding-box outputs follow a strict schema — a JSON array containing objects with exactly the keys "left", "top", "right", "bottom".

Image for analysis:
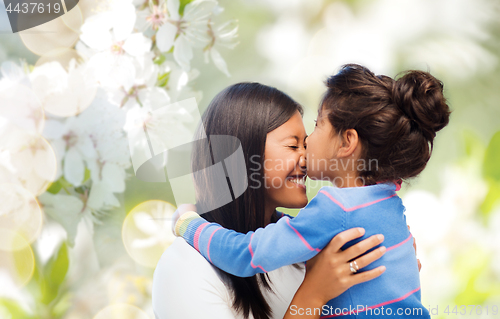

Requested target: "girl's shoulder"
[
  {"left": 315, "top": 182, "right": 399, "bottom": 211},
  {"left": 317, "top": 182, "right": 397, "bottom": 196}
]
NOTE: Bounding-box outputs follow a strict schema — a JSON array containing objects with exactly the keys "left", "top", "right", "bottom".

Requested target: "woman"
[{"left": 152, "top": 83, "right": 389, "bottom": 319}]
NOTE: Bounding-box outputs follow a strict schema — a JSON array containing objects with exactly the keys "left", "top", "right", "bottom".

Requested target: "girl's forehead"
[{"left": 317, "top": 104, "right": 328, "bottom": 117}]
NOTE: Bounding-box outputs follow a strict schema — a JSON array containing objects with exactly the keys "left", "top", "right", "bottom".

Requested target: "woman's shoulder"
[
  {"left": 154, "top": 237, "right": 227, "bottom": 284},
  {"left": 155, "top": 237, "right": 304, "bottom": 286},
  {"left": 153, "top": 238, "right": 306, "bottom": 319},
  {"left": 152, "top": 238, "right": 235, "bottom": 318},
  {"left": 157, "top": 237, "right": 205, "bottom": 265}
]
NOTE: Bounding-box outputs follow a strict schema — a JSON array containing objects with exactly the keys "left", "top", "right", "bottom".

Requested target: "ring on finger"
[{"left": 349, "top": 261, "right": 359, "bottom": 274}]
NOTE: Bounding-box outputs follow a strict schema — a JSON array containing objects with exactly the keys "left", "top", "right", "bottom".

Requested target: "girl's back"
[{"left": 319, "top": 182, "right": 425, "bottom": 318}]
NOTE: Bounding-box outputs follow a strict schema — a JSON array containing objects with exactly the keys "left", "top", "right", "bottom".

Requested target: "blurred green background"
[{"left": 1, "top": 0, "right": 500, "bottom": 318}]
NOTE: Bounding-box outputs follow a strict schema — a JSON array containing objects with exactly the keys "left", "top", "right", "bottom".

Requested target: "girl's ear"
[{"left": 337, "top": 129, "right": 359, "bottom": 158}]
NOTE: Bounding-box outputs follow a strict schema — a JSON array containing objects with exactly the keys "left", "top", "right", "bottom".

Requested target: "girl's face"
[
  {"left": 263, "top": 111, "right": 308, "bottom": 211},
  {"left": 305, "top": 109, "right": 342, "bottom": 182}
]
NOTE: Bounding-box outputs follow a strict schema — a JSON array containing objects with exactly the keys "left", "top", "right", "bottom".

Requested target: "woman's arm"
[
  {"left": 283, "top": 228, "right": 387, "bottom": 319},
  {"left": 174, "top": 191, "right": 346, "bottom": 277}
]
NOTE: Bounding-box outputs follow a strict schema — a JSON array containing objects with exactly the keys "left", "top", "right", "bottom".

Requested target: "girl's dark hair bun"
[
  {"left": 393, "top": 70, "right": 451, "bottom": 140},
  {"left": 321, "top": 64, "right": 451, "bottom": 184}
]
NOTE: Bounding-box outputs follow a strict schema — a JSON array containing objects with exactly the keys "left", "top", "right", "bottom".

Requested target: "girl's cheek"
[
  {"left": 305, "top": 149, "right": 314, "bottom": 164},
  {"left": 306, "top": 168, "right": 319, "bottom": 180}
]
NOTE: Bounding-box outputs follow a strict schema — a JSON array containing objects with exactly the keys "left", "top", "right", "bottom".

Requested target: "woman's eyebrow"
[{"left": 281, "top": 135, "right": 300, "bottom": 142}]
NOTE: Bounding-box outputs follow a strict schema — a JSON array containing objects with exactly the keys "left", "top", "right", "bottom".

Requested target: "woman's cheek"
[{"left": 264, "top": 171, "right": 284, "bottom": 190}]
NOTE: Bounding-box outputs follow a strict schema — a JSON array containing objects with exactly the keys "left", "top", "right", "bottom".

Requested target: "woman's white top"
[{"left": 152, "top": 237, "right": 305, "bottom": 319}]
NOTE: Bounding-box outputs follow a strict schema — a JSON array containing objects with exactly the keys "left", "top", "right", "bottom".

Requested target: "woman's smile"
[{"left": 286, "top": 174, "right": 307, "bottom": 190}]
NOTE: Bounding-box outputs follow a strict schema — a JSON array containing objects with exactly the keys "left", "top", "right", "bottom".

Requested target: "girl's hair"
[
  {"left": 192, "top": 82, "right": 303, "bottom": 319},
  {"left": 321, "top": 64, "right": 451, "bottom": 185}
]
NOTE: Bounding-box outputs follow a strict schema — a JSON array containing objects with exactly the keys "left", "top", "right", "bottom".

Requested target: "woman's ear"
[{"left": 337, "top": 129, "right": 359, "bottom": 158}]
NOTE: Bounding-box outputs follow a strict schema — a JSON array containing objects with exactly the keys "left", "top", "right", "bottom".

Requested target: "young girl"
[{"left": 173, "top": 64, "right": 450, "bottom": 318}]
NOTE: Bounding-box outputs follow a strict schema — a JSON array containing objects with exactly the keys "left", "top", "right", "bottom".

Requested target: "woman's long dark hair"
[{"left": 191, "top": 82, "right": 303, "bottom": 319}]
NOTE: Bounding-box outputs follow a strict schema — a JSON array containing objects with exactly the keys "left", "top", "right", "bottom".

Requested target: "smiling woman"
[
  {"left": 191, "top": 82, "right": 305, "bottom": 230},
  {"left": 262, "top": 111, "right": 308, "bottom": 216}
]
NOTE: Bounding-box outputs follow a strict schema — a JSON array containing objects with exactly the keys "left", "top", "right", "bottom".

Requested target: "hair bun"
[{"left": 393, "top": 70, "right": 451, "bottom": 140}]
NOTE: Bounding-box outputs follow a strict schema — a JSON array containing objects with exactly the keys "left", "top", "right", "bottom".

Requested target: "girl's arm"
[{"left": 174, "top": 189, "right": 346, "bottom": 277}]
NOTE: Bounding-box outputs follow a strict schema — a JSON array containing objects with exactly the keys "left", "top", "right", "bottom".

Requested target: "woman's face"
[{"left": 263, "top": 111, "right": 308, "bottom": 211}]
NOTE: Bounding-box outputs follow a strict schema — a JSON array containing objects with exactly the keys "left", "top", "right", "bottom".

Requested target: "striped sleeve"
[{"left": 173, "top": 191, "right": 346, "bottom": 277}]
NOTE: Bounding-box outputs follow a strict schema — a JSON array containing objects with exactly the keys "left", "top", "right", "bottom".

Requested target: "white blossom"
[
  {"left": 29, "top": 60, "right": 98, "bottom": 117},
  {"left": 160, "top": 60, "right": 201, "bottom": 102},
  {"left": 107, "top": 52, "right": 160, "bottom": 109},
  {"left": 43, "top": 90, "right": 130, "bottom": 187},
  {"left": 204, "top": 16, "right": 239, "bottom": 77},
  {"left": 0, "top": 62, "right": 44, "bottom": 134},
  {"left": 156, "top": 0, "right": 217, "bottom": 70},
  {"left": 78, "top": 0, "right": 152, "bottom": 91},
  {"left": 136, "top": 2, "right": 168, "bottom": 32},
  {"left": 0, "top": 127, "right": 57, "bottom": 196},
  {"left": 79, "top": 0, "right": 137, "bottom": 52}
]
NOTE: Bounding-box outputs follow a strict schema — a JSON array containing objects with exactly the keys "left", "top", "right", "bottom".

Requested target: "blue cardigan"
[{"left": 175, "top": 182, "right": 429, "bottom": 318}]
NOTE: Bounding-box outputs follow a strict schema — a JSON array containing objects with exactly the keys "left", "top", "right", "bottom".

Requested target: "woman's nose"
[{"left": 299, "top": 155, "right": 306, "bottom": 170}]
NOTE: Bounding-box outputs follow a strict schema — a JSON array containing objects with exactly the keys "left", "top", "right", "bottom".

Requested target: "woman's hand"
[
  {"left": 283, "top": 228, "right": 386, "bottom": 319},
  {"left": 171, "top": 204, "right": 197, "bottom": 236}
]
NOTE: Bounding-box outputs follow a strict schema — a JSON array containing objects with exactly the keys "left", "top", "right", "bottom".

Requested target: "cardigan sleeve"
[{"left": 174, "top": 189, "right": 346, "bottom": 277}]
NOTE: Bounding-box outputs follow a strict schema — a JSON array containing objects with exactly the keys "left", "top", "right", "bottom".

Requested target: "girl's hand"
[
  {"left": 171, "top": 204, "right": 197, "bottom": 236},
  {"left": 408, "top": 225, "right": 422, "bottom": 272},
  {"left": 284, "top": 228, "right": 386, "bottom": 319}
]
